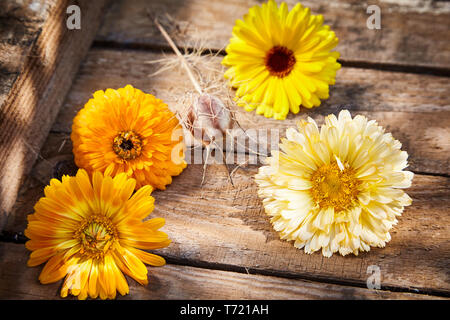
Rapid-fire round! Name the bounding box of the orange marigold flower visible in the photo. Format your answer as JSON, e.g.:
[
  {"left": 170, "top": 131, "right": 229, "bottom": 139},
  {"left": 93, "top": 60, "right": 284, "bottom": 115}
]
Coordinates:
[
  {"left": 71, "top": 85, "right": 186, "bottom": 190},
  {"left": 25, "top": 169, "right": 171, "bottom": 300}
]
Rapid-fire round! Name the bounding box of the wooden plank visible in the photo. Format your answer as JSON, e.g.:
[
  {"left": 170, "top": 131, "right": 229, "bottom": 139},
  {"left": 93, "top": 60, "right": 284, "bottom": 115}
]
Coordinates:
[
  {"left": 0, "top": 0, "right": 109, "bottom": 229},
  {"left": 119, "top": 166, "right": 450, "bottom": 295},
  {"left": 0, "top": 243, "right": 443, "bottom": 299},
  {"left": 4, "top": 147, "right": 450, "bottom": 295},
  {"left": 51, "top": 49, "right": 450, "bottom": 175},
  {"left": 96, "top": 0, "right": 450, "bottom": 70},
  {"left": 0, "top": 0, "right": 53, "bottom": 108},
  {"left": 4, "top": 49, "right": 447, "bottom": 294}
]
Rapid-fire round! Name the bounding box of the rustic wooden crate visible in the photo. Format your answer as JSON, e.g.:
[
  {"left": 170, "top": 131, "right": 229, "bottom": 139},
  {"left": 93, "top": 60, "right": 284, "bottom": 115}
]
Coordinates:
[
  {"left": 0, "top": 0, "right": 449, "bottom": 300},
  {"left": 0, "top": 0, "right": 109, "bottom": 227}
]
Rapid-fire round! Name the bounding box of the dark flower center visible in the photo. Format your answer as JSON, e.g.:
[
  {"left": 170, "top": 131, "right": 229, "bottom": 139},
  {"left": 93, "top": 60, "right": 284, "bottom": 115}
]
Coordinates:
[
  {"left": 113, "top": 130, "right": 142, "bottom": 160},
  {"left": 120, "top": 139, "right": 134, "bottom": 151},
  {"left": 265, "top": 46, "right": 296, "bottom": 78}
]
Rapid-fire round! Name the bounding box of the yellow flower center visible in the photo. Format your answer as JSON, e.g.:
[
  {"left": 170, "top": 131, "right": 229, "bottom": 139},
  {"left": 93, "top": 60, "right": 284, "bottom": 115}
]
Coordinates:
[
  {"left": 265, "top": 46, "right": 296, "bottom": 78},
  {"left": 75, "top": 215, "right": 118, "bottom": 259},
  {"left": 310, "top": 161, "right": 361, "bottom": 212},
  {"left": 113, "top": 130, "right": 142, "bottom": 160}
]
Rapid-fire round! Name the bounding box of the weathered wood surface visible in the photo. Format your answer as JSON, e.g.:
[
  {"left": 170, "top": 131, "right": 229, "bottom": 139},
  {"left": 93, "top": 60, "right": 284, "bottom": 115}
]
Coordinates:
[
  {"left": 0, "top": 0, "right": 53, "bottom": 107},
  {"left": 1, "top": 0, "right": 449, "bottom": 300},
  {"left": 50, "top": 49, "right": 450, "bottom": 175},
  {"left": 153, "top": 166, "right": 449, "bottom": 295},
  {"left": 2, "top": 243, "right": 442, "bottom": 300},
  {"left": 4, "top": 134, "right": 450, "bottom": 295},
  {"left": 6, "top": 49, "right": 446, "bottom": 296},
  {"left": 0, "top": 0, "right": 53, "bottom": 226},
  {"left": 0, "top": 0, "right": 110, "bottom": 229},
  {"left": 96, "top": 0, "right": 450, "bottom": 70}
]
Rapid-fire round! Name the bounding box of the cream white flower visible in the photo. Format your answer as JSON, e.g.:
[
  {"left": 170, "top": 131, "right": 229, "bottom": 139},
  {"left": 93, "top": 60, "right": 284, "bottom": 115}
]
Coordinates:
[{"left": 255, "top": 110, "right": 413, "bottom": 257}]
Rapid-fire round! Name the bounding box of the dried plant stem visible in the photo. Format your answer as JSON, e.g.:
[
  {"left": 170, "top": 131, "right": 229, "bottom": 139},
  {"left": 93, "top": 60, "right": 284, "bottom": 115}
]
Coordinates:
[
  {"left": 211, "top": 140, "right": 234, "bottom": 187},
  {"left": 202, "top": 145, "right": 211, "bottom": 185},
  {"left": 153, "top": 17, "right": 234, "bottom": 188},
  {"left": 154, "top": 18, "right": 203, "bottom": 95},
  {"left": 230, "top": 159, "right": 250, "bottom": 177}
]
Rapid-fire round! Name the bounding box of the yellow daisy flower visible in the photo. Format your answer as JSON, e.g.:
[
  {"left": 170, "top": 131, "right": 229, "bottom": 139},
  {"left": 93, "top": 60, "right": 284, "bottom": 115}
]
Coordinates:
[
  {"left": 25, "top": 169, "right": 171, "bottom": 299},
  {"left": 71, "top": 85, "right": 186, "bottom": 190},
  {"left": 222, "top": 0, "right": 341, "bottom": 120},
  {"left": 255, "top": 110, "right": 414, "bottom": 257}
]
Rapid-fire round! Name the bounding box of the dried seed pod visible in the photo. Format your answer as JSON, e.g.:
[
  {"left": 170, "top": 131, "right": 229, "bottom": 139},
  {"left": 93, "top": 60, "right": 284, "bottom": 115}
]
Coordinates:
[
  {"left": 185, "top": 93, "right": 234, "bottom": 146},
  {"left": 153, "top": 18, "right": 235, "bottom": 186}
]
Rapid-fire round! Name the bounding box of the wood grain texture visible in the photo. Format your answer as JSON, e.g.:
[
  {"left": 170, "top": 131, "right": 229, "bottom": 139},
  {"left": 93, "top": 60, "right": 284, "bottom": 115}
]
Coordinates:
[
  {"left": 0, "top": 0, "right": 54, "bottom": 107},
  {"left": 2, "top": 0, "right": 448, "bottom": 300},
  {"left": 4, "top": 142, "right": 450, "bottom": 296},
  {"left": 114, "top": 165, "right": 450, "bottom": 295},
  {"left": 96, "top": 0, "right": 450, "bottom": 70},
  {"left": 0, "top": 0, "right": 109, "bottom": 228},
  {"left": 50, "top": 49, "right": 450, "bottom": 175},
  {"left": 0, "top": 242, "right": 443, "bottom": 300}
]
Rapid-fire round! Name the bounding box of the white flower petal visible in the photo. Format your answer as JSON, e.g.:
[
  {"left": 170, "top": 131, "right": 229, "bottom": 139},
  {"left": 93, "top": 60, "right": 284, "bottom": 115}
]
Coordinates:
[{"left": 255, "top": 110, "right": 413, "bottom": 257}]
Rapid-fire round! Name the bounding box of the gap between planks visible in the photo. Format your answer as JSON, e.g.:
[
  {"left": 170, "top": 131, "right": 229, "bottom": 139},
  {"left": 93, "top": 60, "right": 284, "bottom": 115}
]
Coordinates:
[
  {"left": 4, "top": 0, "right": 448, "bottom": 295},
  {"left": 161, "top": 253, "right": 450, "bottom": 298},
  {"left": 0, "top": 242, "right": 445, "bottom": 300},
  {"left": 95, "top": 0, "right": 450, "bottom": 71},
  {"left": 2, "top": 47, "right": 448, "bottom": 296},
  {"left": 49, "top": 49, "right": 450, "bottom": 176},
  {"left": 4, "top": 155, "right": 450, "bottom": 297},
  {"left": 91, "top": 40, "right": 450, "bottom": 78},
  {"left": 0, "top": 237, "right": 448, "bottom": 299}
]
